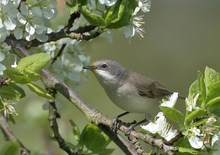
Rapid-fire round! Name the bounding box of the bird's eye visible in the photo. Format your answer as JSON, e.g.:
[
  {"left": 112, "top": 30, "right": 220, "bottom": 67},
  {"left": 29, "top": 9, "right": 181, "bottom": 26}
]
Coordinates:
[{"left": 101, "top": 64, "right": 108, "bottom": 69}]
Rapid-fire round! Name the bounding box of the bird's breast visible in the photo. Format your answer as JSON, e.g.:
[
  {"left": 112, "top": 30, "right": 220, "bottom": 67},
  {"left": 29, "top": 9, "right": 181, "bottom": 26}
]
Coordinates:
[{"left": 104, "top": 83, "right": 160, "bottom": 114}]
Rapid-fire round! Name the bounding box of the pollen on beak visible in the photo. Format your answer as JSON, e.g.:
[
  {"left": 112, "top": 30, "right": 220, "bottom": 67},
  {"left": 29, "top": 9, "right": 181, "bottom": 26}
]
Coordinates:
[{"left": 83, "top": 65, "right": 96, "bottom": 71}]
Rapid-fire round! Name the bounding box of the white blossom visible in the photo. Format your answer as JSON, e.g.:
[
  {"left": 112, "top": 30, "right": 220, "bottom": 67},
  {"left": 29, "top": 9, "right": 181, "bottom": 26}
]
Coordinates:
[
  {"left": 188, "top": 136, "right": 203, "bottom": 149},
  {"left": 124, "top": 15, "right": 145, "bottom": 38},
  {"left": 11, "top": 57, "right": 17, "bottom": 68},
  {"left": 135, "top": 0, "right": 151, "bottom": 13},
  {"left": 161, "top": 92, "right": 178, "bottom": 108},
  {"left": 98, "top": 0, "right": 117, "bottom": 6},
  {"left": 1, "top": 100, "right": 18, "bottom": 117},
  {"left": 186, "top": 93, "right": 200, "bottom": 111},
  {"left": 0, "top": 52, "right": 6, "bottom": 75},
  {"left": 183, "top": 127, "right": 203, "bottom": 149},
  {"left": 141, "top": 112, "right": 178, "bottom": 141}
]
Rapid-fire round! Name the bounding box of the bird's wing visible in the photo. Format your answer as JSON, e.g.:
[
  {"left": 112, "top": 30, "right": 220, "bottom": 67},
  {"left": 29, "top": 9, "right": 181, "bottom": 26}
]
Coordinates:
[{"left": 128, "top": 71, "right": 171, "bottom": 98}]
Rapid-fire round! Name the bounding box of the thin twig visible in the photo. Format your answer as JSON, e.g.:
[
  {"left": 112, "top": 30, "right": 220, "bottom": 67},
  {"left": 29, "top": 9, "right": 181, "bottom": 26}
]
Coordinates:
[
  {"left": 47, "top": 88, "right": 75, "bottom": 155},
  {"left": 51, "top": 44, "right": 66, "bottom": 65},
  {"left": 0, "top": 115, "right": 30, "bottom": 155}
]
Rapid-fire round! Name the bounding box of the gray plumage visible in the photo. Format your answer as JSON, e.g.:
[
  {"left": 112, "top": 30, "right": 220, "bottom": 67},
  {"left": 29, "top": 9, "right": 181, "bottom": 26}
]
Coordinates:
[{"left": 83, "top": 59, "right": 174, "bottom": 113}]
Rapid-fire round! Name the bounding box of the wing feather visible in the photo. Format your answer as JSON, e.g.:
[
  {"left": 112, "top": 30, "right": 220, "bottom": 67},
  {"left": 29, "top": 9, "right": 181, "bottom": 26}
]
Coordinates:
[{"left": 126, "top": 71, "right": 171, "bottom": 98}]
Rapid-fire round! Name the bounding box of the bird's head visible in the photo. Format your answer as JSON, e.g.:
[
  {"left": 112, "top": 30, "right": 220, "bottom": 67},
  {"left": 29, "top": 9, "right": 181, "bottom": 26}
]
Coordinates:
[{"left": 83, "top": 59, "right": 127, "bottom": 85}]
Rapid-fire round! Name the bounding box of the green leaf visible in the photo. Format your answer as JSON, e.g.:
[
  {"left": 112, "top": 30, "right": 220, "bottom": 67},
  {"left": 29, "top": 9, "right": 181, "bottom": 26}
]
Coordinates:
[
  {"left": 197, "top": 71, "right": 206, "bottom": 101},
  {"left": 0, "top": 142, "right": 19, "bottom": 155},
  {"left": 10, "top": 83, "right": 26, "bottom": 98},
  {"left": 160, "top": 106, "right": 184, "bottom": 125},
  {"left": 185, "top": 109, "right": 206, "bottom": 125},
  {"left": 23, "top": 69, "right": 40, "bottom": 81},
  {"left": 26, "top": 83, "right": 54, "bottom": 100},
  {"left": 188, "top": 80, "right": 198, "bottom": 99},
  {"left": 80, "top": 0, "right": 105, "bottom": 26},
  {"left": 106, "top": 0, "right": 136, "bottom": 29},
  {"left": 66, "top": 0, "right": 79, "bottom": 14},
  {"left": 79, "top": 123, "right": 111, "bottom": 153},
  {"left": 0, "top": 84, "right": 25, "bottom": 100},
  {"left": 190, "top": 118, "right": 207, "bottom": 127},
  {"left": 204, "top": 66, "right": 220, "bottom": 89},
  {"left": 178, "top": 147, "right": 198, "bottom": 155},
  {"left": 69, "top": 120, "right": 81, "bottom": 142},
  {"left": 4, "top": 68, "right": 31, "bottom": 84},
  {"left": 206, "top": 81, "right": 220, "bottom": 109},
  {"left": 104, "top": 0, "right": 123, "bottom": 25},
  {"left": 8, "top": 115, "right": 16, "bottom": 124},
  {"left": 17, "top": 53, "right": 51, "bottom": 73}
]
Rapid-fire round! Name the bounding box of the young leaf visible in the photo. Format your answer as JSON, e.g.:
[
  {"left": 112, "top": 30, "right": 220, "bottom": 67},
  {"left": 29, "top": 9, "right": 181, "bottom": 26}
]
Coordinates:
[
  {"left": 10, "top": 83, "right": 26, "bottom": 98},
  {"left": 80, "top": 0, "right": 105, "bottom": 26},
  {"left": 69, "top": 120, "right": 81, "bottom": 142},
  {"left": 206, "top": 81, "right": 220, "bottom": 109},
  {"left": 17, "top": 53, "right": 51, "bottom": 73},
  {"left": 188, "top": 80, "right": 199, "bottom": 99},
  {"left": 185, "top": 109, "right": 206, "bottom": 126},
  {"left": 197, "top": 71, "right": 206, "bottom": 102},
  {"left": 104, "top": 0, "right": 122, "bottom": 25},
  {"left": 0, "top": 84, "right": 25, "bottom": 100},
  {"left": 0, "top": 142, "right": 19, "bottom": 155},
  {"left": 8, "top": 115, "right": 16, "bottom": 124},
  {"left": 160, "top": 106, "right": 184, "bottom": 125},
  {"left": 23, "top": 69, "right": 40, "bottom": 81},
  {"left": 26, "top": 83, "right": 54, "bottom": 100},
  {"left": 204, "top": 67, "right": 220, "bottom": 89},
  {"left": 178, "top": 147, "right": 198, "bottom": 155},
  {"left": 4, "top": 68, "right": 31, "bottom": 84},
  {"left": 66, "top": 0, "right": 79, "bottom": 14},
  {"left": 106, "top": 0, "right": 136, "bottom": 29},
  {"left": 79, "top": 123, "right": 111, "bottom": 153}
]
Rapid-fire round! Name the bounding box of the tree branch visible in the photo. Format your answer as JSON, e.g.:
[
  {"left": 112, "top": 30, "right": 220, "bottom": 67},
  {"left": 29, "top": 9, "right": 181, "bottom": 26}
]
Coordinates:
[
  {"left": 0, "top": 115, "right": 30, "bottom": 155},
  {"left": 6, "top": 37, "right": 178, "bottom": 155},
  {"left": 47, "top": 88, "right": 75, "bottom": 155}
]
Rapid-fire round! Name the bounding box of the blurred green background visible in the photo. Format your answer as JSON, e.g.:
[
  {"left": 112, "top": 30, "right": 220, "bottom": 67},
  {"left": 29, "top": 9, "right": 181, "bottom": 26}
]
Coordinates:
[{"left": 1, "top": 0, "right": 220, "bottom": 154}]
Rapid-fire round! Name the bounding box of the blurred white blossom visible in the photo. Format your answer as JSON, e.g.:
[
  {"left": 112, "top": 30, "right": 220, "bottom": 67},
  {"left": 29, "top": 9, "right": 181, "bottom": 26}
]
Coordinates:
[
  {"left": 183, "top": 127, "right": 203, "bottom": 149},
  {"left": 161, "top": 92, "right": 178, "bottom": 108},
  {"left": 186, "top": 93, "right": 200, "bottom": 111},
  {"left": 11, "top": 57, "right": 17, "bottom": 68},
  {"left": 141, "top": 112, "right": 178, "bottom": 141},
  {"left": 98, "top": 0, "right": 117, "bottom": 6},
  {"left": 0, "top": 0, "right": 56, "bottom": 42},
  {"left": 0, "top": 52, "right": 6, "bottom": 75},
  {"left": 70, "top": 15, "right": 90, "bottom": 31},
  {"left": 38, "top": 39, "right": 90, "bottom": 89},
  {"left": 135, "top": 0, "right": 151, "bottom": 13},
  {"left": 1, "top": 100, "right": 18, "bottom": 117},
  {"left": 124, "top": 15, "right": 145, "bottom": 38},
  {"left": 123, "top": 0, "right": 151, "bottom": 38},
  {"left": 183, "top": 117, "right": 219, "bottom": 149}
]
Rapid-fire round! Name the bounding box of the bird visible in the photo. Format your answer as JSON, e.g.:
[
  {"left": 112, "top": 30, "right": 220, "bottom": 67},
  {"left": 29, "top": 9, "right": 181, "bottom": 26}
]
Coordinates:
[
  {"left": 83, "top": 59, "right": 175, "bottom": 112},
  {"left": 83, "top": 59, "right": 182, "bottom": 132}
]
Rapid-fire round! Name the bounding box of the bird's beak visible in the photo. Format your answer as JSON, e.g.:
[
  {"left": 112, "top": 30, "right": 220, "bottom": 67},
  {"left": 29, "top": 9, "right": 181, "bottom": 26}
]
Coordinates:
[{"left": 83, "top": 65, "right": 96, "bottom": 71}]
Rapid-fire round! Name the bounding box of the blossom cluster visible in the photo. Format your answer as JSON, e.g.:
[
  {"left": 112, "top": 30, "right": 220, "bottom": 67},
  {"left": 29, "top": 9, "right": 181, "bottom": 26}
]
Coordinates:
[
  {"left": 39, "top": 39, "right": 90, "bottom": 90},
  {"left": 183, "top": 94, "right": 219, "bottom": 149},
  {"left": 0, "top": 0, "right": 56, "bottom": 42},
  {"left": 72, "top": 0, "right": 151, "bottom": 39},
  {"left": 141, "top": 92, "right": 220, "bottom": 151}
]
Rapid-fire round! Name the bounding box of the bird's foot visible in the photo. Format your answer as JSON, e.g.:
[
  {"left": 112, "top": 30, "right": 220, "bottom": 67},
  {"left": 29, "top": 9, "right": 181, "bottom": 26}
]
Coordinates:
[
  {"left": 111, "top": 118, "right": 137, "bottom": 133},
  {"left": 111, "top": 118, "right": 123, "bottom": 133},
  {"left": 125, "top": 120, "right": 137, "bottom": 137}
]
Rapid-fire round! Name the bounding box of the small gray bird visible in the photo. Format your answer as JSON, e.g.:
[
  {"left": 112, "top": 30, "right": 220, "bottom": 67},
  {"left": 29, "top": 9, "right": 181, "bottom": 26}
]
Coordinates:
[{"left": 83, "top": 59, "right": 174, "bottom": 116}]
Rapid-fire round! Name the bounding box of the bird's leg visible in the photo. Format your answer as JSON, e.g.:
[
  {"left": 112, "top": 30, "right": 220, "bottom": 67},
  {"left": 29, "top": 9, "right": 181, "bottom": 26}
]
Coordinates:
[
  {"left": 111, "top": 111, "right": 130, "bottom": 132},
  {"left": 125, "top": 119, "right": 147, "bottom": 137}
]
